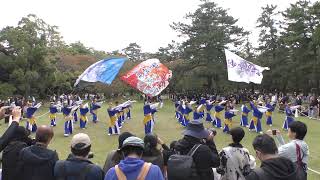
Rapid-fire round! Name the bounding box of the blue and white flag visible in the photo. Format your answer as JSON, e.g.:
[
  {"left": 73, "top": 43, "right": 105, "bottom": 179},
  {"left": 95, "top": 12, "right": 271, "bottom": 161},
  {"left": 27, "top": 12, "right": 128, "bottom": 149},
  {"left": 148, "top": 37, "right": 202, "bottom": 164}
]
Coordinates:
[
  {"left": 74, "top": 57, "right": 127, "bottom": 87},
  {"left": 225, "top": 49, "right": 269, "bottom": 84}
]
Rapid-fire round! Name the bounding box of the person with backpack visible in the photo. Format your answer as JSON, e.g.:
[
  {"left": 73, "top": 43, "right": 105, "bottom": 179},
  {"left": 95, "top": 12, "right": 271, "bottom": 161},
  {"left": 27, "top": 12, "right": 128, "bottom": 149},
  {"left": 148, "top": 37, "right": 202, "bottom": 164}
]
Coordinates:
[
  {"left": 246, "top": 134, "right": 302, "bottom": 180},
  {"left": 168, "top": 120, "right": 220, "bottom": 180},
  {"left": 54, "top": 133, "right": 104, "bottom": 180},
  {"left": 217, "top": 127, "right": 255, "bottom": 180},
  {"left": 105, "top": 136, "right": 164, "bottom": 180},
  {"left": 267, "top": 121, "right": 309, "bottom": 179},
  {"left": 17, "top": 125, "right": 58, "bottom": 180}
]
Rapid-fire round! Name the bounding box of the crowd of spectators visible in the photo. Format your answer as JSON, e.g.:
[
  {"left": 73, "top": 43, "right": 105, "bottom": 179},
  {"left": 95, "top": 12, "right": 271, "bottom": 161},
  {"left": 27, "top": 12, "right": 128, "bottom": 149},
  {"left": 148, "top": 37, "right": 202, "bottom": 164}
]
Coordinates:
[{"left": 0, "top": 102, "right": 309, "bottom": 180}]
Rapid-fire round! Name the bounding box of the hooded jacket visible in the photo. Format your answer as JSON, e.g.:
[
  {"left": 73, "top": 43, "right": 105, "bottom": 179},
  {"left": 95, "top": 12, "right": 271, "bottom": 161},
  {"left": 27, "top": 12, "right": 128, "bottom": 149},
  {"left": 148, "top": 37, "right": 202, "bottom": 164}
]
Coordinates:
[
  {"left": 105, "top": 157, "right": 164, "bottom": 180},
  {"left": 246, "top": 157, "right": 299, "bottom": 180},
  {"left": 17, "top": 144, "right": 59, "bottom": 180},
  {"left": 174, "top": 135, "right": 220, "bottom": 180}
]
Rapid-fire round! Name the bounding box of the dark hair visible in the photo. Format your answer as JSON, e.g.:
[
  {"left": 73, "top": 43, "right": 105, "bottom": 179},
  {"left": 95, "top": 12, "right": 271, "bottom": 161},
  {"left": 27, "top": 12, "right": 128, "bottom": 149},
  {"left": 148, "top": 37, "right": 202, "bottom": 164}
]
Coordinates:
[
  {"left": 71, "top": 145, "right": 91, "bottom": 157},
  {"left": 252, "top": 134, "right": 278, "bottom": 154},
  {"left": 143, "top": 134, "right": 161, "bottom": 156},
  {"left": 170, "top": 141, "right": 177, "bottom": 150},
  {"left": 289, "top": 121, "right": 307, "bottom": 140},
  {"left": 118, "top": 132, "right": 134, "bottom": 149},
  {"left": 230, "top": 127, "right": 245, "bottom": 143},
  {"left": 122, "top": 146, "right": 144, "bottom": 157}
]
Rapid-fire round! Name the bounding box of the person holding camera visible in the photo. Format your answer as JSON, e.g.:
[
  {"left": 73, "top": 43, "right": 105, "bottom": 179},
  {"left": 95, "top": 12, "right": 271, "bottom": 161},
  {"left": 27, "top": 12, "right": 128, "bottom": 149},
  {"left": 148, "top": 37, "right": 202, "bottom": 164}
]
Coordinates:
[
  {"left": 266, "top": 121, "right": 309, "bottom": 180},
  {"left": 54, "top": 133, "right": 104, "bottom": 180},
  {"left": 0, "top": 106, "right": 21, "bottom": 151}
]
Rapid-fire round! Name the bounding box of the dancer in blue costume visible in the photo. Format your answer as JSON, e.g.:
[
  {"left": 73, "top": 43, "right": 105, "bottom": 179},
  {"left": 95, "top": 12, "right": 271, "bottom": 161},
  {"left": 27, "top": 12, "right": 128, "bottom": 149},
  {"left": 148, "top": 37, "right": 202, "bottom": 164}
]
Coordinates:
[
  {"left": 91, "top": 99, "right": 102, "bottom": 123},
  {"left": 79, "top": 103, "right": 89, "bottom": 129},
  {"left": 26, "top": 102, "right": 41, "bottom": 132},
  {"left": 265, "top": 100, "right": 275, "bottom": 126},
  {"left": 62, "top": 103, "right": 74, "bottom": 137},
  {"left": 205, "top": 99, "right": 214, "bottom": 122},
  {"left": 181, "top": 100, "right": 193, "bottom": 126},
  {"left": 49, "top": 102, "right": 58, "bottom": 127},
  {"left": 223, "top": 108, "right": 237, "bottom": 133},
  {"left": 240, "top": 104, "right": 250, "bottom": 127},
  {"left": 248, "top": 101, "right": 263, "bottom": 133},
  {"left": 213, "top": 100, "right": 226, "bottom": 128},
  {"left": 107, "top": 103, "right": 120, "bottom": 135},
  {"left": 283, "top": 103, "right": 295, "bottom": 130}
]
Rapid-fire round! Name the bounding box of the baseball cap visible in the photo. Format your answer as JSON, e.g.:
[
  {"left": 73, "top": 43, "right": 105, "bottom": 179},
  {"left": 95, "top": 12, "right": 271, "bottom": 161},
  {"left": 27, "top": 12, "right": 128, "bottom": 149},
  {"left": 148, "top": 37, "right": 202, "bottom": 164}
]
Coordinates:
[
  {"left": 71, "top": 133, "right": 91, "bottom": 150},
  {"left": 121, "top": 136, "right": 144, "bottom": 150}
]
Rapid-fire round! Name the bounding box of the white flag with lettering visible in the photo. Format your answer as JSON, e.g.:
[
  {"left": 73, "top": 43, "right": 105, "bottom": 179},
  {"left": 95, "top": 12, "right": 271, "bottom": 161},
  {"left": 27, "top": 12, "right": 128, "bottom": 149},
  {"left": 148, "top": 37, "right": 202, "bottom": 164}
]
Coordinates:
[{"left": 225, "top": 49, "right": 269, "bottom": 84}]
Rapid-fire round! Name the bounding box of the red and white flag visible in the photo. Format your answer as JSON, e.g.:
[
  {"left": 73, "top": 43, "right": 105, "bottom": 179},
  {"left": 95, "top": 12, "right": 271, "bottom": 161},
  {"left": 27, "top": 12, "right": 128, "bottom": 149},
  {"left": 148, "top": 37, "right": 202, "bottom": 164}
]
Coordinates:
[{"left": 121, "top": 59, "right": 172, "bottom": 97}]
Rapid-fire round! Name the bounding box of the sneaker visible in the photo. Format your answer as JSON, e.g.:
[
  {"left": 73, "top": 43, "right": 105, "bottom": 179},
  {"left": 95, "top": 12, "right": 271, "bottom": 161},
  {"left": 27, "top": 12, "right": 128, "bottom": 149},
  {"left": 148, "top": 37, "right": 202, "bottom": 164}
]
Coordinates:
[{"left": 64, "top": 134, "right": 69, "bottom": 137}]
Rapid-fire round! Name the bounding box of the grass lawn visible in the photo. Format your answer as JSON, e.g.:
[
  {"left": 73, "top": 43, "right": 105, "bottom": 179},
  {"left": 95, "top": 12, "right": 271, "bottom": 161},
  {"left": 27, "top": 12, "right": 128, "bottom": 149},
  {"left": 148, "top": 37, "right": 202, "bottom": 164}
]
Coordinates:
[{"left": 1, "top": 100, "right": 320, "bottom": 179}]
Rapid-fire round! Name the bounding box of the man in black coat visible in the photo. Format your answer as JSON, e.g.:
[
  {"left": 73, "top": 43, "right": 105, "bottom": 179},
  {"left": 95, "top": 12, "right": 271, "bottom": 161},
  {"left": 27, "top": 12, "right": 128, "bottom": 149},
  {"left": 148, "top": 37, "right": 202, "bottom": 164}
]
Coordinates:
[
  {"left": 2, "top": 126, "right": 34, "bottom": 180},
  {"left": 17, "top": 125, "right": 59, "bottom": 180},
  {"left": 246, "top": 134, "right": 301, "bottom": 180},
  {"left": 173, "top": 121, "right": 220, "bottom": 180}
]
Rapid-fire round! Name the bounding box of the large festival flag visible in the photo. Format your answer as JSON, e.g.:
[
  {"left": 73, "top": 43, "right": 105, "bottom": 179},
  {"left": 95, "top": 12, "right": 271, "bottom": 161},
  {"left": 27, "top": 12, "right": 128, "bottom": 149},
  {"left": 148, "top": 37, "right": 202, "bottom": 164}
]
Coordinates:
[
  {"left": 74, "top": 57, "right": 127, "bottom": 87},
  {"left": 225, "top": 49, "right": 269, "bottom": 84},
  {"left": 121, "top": 59, "right": 172, "bottom": 97}
]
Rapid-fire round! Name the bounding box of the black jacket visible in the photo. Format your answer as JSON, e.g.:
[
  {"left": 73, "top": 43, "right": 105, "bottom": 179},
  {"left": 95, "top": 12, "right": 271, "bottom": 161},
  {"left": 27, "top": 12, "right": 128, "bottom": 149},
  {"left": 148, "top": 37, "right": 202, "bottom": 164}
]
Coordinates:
[
  {"left": 174, "top": 136, "right": 220, "bottom": 180},
  {"left": 2, "top": 139, "right": 32, "bottom": 180},
  {"left": 54, "top": 155, "right": 105, "bottom": 180},
  {"left": 246, "top": 157, "right": 299, "bottom": 180},
  {"left": 17, "top": 143, "right": 59, "bottom": 180},
  {"left": 0, "top": 121, "right": 19, "bottom": 152}
]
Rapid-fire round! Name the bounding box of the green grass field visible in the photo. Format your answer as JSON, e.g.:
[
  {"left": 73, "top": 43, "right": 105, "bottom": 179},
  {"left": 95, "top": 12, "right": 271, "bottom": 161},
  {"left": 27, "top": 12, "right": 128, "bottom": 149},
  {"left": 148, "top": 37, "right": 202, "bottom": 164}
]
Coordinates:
[{"left": 1, "top": 100, "right": 320, "bottom": 179}]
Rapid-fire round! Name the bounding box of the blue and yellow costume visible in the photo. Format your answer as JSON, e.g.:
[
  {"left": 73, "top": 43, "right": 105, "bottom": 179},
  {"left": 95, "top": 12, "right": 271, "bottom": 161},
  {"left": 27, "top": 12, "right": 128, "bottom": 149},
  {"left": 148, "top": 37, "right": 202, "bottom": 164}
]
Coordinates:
[
  {"left": 205, "top": 102, "right": 214, "bottom": 122},
  {"left": 123, "top": 105, "right": 131, "bottom": 120},
  {"left": 223, "top": 111, "right": 236, "bottom": 133},
  {"left": 91, "top": 102, "right": 101, "bottom": 123},
  {"left": 79, "top": 105, "right": 89, "bottom": 129},
  {"left": 283, "top": 106, "right": 294, "bottom": 130},
  {"left": 198, "top": 98, "right": 206, "bottom": 119},
  {"left": 49, "top": 104, "right": 58, "bottom": 127},
  {"left": 248, "top": 102, "right": 263, "bottom": 133},
  {"left": 143, "top": 104, "right": 153, "bottom": 134},
  {"left": 26, "top": 106, "right": 38, "bottom": 132},
  {"left": 73, "top": 106, "right": 78, "bottom": 123},
  {"left": 174, "top": 101, "right": 181, "bottom": 120},
  {"left": 240, "top": 104, "right": 250, "bottom": 127},
  {"left": 213, "top": 105, "right": 224, "bottom": 128},
  {"left": 108, "top": 108, "right": 120, "bottom": 135},
  {"left": 182, "top": 105, "right": 193, "bottom": 127},
  {"left": 62, "top": 106, "right": 73, "bottom": 137},
  {"left": 266, "top": 103, "right": 274, "bottom": 126}
]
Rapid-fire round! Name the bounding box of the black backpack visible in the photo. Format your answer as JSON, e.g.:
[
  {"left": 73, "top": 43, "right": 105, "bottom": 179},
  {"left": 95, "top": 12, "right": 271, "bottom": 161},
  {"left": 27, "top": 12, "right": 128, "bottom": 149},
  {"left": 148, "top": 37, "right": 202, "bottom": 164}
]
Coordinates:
[
  {"left": 167, "top": 144, "right": 201, "bottom": 180},
  {"left": 55, "top": 161, "right": 95, "bottom": 180}
]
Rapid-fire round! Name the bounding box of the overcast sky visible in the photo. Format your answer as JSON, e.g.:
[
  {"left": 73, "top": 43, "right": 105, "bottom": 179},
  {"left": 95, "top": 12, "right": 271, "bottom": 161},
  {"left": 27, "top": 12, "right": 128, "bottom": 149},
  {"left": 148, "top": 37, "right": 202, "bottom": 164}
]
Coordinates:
[{"left": 0, "top": 0, "right": 315, "bottom": 52}]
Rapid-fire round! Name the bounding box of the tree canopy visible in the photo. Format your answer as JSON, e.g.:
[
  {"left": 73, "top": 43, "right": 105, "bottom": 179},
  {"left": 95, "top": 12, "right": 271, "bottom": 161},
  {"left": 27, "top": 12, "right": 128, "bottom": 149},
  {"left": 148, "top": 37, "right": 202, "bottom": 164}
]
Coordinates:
[{"left": 1, "top": 0, "right": 320, "bottom": 98}]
